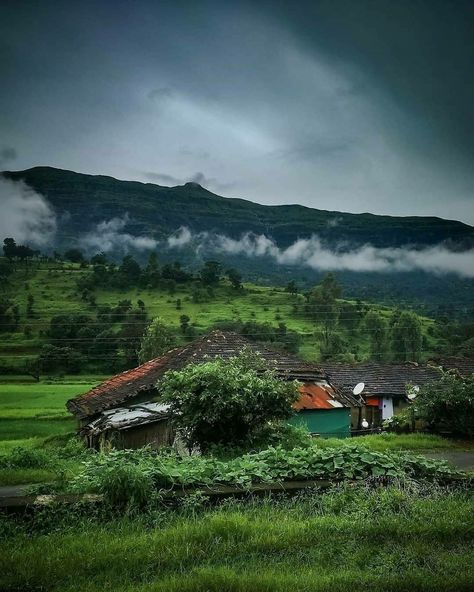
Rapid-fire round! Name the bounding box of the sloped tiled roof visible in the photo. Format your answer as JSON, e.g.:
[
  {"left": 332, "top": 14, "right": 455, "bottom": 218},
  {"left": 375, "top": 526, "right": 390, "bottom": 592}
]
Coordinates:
[
  {"left": 67, "top": 330, "right": 329, "bottom": 418},
  {"left": 428, "top": 357, "right": 474, "bottom": 377},
  {"left": 322, "top": 362, "right": 441, "bottom": 399}
]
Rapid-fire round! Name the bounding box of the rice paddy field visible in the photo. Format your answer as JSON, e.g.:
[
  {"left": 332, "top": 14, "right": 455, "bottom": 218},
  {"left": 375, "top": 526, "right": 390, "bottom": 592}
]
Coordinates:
[{"left": 0, "top": 378, "right": 102, "bottom": 484}]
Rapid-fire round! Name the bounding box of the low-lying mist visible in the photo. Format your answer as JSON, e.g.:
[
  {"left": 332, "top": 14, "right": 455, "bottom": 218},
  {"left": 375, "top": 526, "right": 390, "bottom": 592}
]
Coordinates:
[{"left": 166, "top": 226, "right": 474, "bottom": 278}]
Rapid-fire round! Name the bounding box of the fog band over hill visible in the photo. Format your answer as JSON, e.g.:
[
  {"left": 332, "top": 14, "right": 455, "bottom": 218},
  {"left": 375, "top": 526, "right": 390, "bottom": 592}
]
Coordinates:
[
  {"left": 80, "top": 214, "right": 158, "bottom": 253},
  {"left": 167, "top": 226, "right": 474, "bottom": 278},
  {"left": 0, "top": 178, "right": 57, "bottom": 245}
]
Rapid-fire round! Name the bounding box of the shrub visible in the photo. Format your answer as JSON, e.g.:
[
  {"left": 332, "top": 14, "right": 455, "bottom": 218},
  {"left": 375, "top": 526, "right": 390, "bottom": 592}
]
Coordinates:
[
  {"left": 0, "top": 447, "right": 52, "bottom": 469},
  {"left": 160, "top": 350, "right": 299, "bottom": 450},
  {"left": 415, "top": 371, "right": 474, "bottom": 437},
  {"left": 71, "top": 443, "right": 463, "bottom": 503},
  {"left": 97, "top": 464, "right": 153, "bottom": 507}
]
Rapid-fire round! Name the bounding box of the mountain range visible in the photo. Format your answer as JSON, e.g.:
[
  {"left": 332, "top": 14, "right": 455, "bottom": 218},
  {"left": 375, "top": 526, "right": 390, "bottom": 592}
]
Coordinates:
[{"left": 3, "top": 166, "right": 474, "bottom": 311}]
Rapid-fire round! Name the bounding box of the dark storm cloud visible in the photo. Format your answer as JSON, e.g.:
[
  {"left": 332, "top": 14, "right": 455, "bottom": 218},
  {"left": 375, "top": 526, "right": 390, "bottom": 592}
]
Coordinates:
[{"left": 0, "top": 0, "right": 472, "bottom": 222}]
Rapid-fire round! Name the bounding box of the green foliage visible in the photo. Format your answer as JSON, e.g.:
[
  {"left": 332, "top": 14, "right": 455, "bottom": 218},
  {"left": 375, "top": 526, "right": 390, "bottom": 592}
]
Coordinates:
[
  {"left": 138, "top": 317, "right": 176, "bottom": 363},
  {"left": 97, "top": 463, "right": 154, "bottom": 507},
  {"left": 160, "top": 351, "right": 299, "bottom": 449},
  {"left": 37, "top": 344, "right": 85, "bottom": 374},
  {"left": 0, "top": 446, "right": 52, "bottom": 469},
  {"left": 364, "top": 310, "right": 388, "bottom": 360},
  {"left": 225, "top": 268, "right": 242, "bottom": 290},
  {"left": 382, "top": 408, "right": 413, "bottom": 433},
  {"left": 415, "top": 371, "right": 474, "bottom": 437},
  {"left": 391, "top": 310, "right": 423, "bottom": 361},
  {"left": 306, "top": 273, "right": 342, "bottom": 345},
  {"left": 199, "top": 260, "right": 222, "bottom": 286},
  {"left": 64, "top": 248, "right": 85, "bottom": 263},
  {"left": 72, "top": 443, "right": 462, "bottom": 498}
]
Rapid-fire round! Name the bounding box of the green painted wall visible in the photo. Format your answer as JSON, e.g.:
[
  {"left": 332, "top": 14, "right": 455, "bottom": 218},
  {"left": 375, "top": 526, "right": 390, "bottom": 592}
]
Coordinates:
[{"left": 288, "top": 409, "right": 351, "bottom": 438}]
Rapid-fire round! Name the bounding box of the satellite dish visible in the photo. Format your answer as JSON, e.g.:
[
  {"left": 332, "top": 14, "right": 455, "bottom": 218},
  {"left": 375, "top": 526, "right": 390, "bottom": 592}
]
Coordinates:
[
  {"left": 361, "top": 419, "right": 369, "bottom": 429},
  {"left": 353, "top": 382, "right": 365, "bottom": 396}
]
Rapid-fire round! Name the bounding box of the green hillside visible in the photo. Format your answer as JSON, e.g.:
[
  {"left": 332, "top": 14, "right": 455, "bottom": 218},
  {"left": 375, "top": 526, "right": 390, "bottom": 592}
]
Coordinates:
[{"left": 0, "top": 259, "right": 444, "bottom": 376}]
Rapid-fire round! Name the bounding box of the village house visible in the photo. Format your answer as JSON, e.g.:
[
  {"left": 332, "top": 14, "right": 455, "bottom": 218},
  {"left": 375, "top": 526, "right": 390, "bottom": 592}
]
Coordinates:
[
  {"left": 322, "top": 361, "right": 442, "bottom": 428},
  {"left": 67, "top": 330, "right": 360, "bottom": 448}
]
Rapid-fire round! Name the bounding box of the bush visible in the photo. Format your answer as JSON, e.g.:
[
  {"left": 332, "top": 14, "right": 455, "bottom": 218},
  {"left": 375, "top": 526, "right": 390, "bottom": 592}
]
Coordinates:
[
  {"left": 160, "top": 350, "right": 299, "bottom": 450},
  {"left": 97, "top": 464, "right": 154, "bottom": 508},
  {"left": 0, "top": 447, "right": 52, "bottom": 469},
  {"left": 415, "top": 371, "right": 474, "bottom": 437},
  {"left": 71, "top": 443, "right": 464, "bottom": 503}
]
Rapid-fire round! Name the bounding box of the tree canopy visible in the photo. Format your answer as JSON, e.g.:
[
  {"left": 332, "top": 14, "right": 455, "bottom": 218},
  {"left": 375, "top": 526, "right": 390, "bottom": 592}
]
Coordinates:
[
  {"left": 160, "top": 351, "right": 299, "bottom": 450},
  {"left": 138, "top": 317, "right": 176, "bottom": 363}
]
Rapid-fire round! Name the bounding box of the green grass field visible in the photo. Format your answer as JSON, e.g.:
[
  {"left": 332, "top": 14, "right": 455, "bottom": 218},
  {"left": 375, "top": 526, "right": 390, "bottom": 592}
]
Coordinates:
[
  {"left": 2, "top": 486, "right": 473, "bottom": 591},
  {"left": 0, "top": 379, "right": 101, "bottom": 484}
]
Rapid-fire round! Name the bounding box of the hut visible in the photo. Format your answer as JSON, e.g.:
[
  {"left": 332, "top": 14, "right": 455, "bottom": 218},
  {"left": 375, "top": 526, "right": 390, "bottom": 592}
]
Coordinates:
[
  {"left": 322, "top": 362, "right": 441, "bottom": 428},
  {"left": 67, "top": 330, "right": 359, "bottom": 448}
]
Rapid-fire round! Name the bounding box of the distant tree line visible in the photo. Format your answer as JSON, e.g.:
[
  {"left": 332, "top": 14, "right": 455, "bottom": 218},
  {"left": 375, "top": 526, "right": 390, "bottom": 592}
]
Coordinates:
[{"left": 291, "top": 273, "right": 428, "bottom": 362}]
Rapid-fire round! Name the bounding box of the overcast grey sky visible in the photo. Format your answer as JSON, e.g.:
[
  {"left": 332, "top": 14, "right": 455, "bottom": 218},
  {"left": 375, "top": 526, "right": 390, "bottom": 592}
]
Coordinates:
[{"left": 1, "top": 0, "right": 473, "bottom": 223}]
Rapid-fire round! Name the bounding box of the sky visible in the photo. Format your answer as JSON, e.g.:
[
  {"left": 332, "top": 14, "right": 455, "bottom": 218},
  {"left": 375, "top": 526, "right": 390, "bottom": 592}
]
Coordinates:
[{"left": 1, "top": 0, "right": 473, "bottom": 224}]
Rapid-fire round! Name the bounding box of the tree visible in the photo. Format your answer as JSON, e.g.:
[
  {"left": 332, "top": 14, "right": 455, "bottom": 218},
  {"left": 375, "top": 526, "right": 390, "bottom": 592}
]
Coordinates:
[
  {"left": 200, "top": 260, "right": 221, "bottom": 286},
  {"left": 415, "top": 371, "right": 474, "bottom": 437},
  {"left": 143, "top": 252, "right": 161, "bottom": 288},
  {"left": 225, "top": 268, "right": 242, "bottom": 290},
  {"left": 285, "top": 280, "right": 298, "bottom": 296},
  {"left": 364, "top": 310, "right": 388, "bottom": 360},
  {"left": 64, "top": 248, "right": 85, "bottom": 263},
  {"left": 306, "top": 273, "right": 342, "bottom": 346},
  {"left": 138, "top": 317, "right": 176, "bottom": 363},
  {"left": 0, "top": 259, "right": 13, "bottom": 287},
  {"left": 3, "top": 238, "right": 16, "bottom": 261},
  {"left": 179, "top": 314, "right": 190, "bottom": 334},
  {"left": 160, "top": 351, "right": 299, "bottom": 450},
  {"left": 391, "top": 311, "right": 423, "bottom": 361},
  {"left": 26, "top": 293, "right": 35, "bottom": 318},
  {"left": 320, "top": 333, "right": 350, "bottom": 361},
  {"left": 162, "top": 261, "right": 191, "bottom": 283},
  {"left": 118, "top": 255, "right": 141, "bottom": 286},
  {"left": 15, "top": 244, "right": 35, "bottom": 264}
]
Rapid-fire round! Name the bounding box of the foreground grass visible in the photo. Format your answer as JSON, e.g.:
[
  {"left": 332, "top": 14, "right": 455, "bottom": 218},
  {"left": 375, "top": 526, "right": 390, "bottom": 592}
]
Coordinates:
[{"left": 1, "top": 485, "right": 473, "bottom": 591}]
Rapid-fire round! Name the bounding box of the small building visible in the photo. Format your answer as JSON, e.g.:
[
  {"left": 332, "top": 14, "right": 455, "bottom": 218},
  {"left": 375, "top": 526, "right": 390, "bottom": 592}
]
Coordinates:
[
  {"left": 67, "top": 330, "right": 359, "bottom": 448},
  {"left": 80, "top": 402, "right": 173, "bottom": 450},
  {"left": 322, "top": 362, "right": 441, "bottom": 428},
  {"left": 289, "top": 382, "right": 353, "bottom": 438}
]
